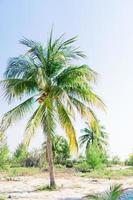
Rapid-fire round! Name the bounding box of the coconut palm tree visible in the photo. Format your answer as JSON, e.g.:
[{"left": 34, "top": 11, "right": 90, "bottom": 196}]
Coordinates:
[
  {"left": 80, "top": 122, "right": 108, "bottom": 152},
  {"left": 85, "top": 184, "right": 123, "bottom": 200},
  {"left": 0, "top": 31, "right": 105, "bottom": 187}
]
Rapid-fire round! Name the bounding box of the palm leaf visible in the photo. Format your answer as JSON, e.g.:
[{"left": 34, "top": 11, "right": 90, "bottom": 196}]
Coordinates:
[
  {"left": 57, "top": 100, "right": 78, "bottom": 156},
  {"left": 20, "top": 38, "right": 46, "bottom": 67},
  {"left": 69, "top": 96, "right": 98, "bottom": 124},
  {"left": 5, "top": 55, "right": 37, "bottom": 79},
  {"left": 104, "top": 184, "right": 123, "bottom": 200},
  {"left": 56, "top": 65, "right": 97, "bottom": 85},
  {"left": 0, "top": 79, "right": 37, "bottom": 103},
  {"left": 23, "top": 104, "right": 45, "bottom": 146},
  {"left": 0, "top": 96, "right": 35, "bottom": 131},
  {"left": 85, "top": 184, "right": 123, "bottom": 200},
  {"left": 42, "top": 97, "right": 56, "bottom": 136}
]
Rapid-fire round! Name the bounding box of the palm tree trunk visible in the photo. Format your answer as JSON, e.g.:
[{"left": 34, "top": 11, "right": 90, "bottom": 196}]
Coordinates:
[{"left": 46, "top": 134, "right": 56, "bottom": 188}]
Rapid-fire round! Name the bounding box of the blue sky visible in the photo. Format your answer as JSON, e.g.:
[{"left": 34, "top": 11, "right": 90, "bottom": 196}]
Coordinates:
[{"left": 0, "top": 0, "right": 133, "bottom": 159}]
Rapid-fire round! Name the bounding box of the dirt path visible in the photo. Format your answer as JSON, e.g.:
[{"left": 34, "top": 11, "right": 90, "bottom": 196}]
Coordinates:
[{"left": 0, "top": 175, "right": 133, "bottom": 200}]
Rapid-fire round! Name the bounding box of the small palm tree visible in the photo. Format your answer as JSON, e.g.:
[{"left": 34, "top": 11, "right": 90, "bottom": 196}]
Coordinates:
[
  {"left": 86, "top": 184, "right": 123, "bottom": 200},
  {"left": 80, "top": 122, "right": 107, "bottom": 152},
  {"left": 0, "top": 31, "right": 105, "bottom": 187}
]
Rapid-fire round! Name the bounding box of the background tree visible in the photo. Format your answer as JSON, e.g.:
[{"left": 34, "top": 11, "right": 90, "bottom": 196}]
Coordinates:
[
  {"left": 43, "top": 135, "right": 70, "bottom": 165},
  {"left": 12, "top": 143, "right": 29, "bottom": 167},
  {"left": 80, "top": 122, "right": 108, "bottom": 153},
  {"left": 86, "top": 141, "right": 108, "bottom": 169},
  {"left": 50, "top": 135, "right": 70, "bottom": 165},
  {"left": 0, "top": 31, "right": 105, "bottom": 187},
  {"left": 0, "top": 132, "right": 9, "bottom": 169}
]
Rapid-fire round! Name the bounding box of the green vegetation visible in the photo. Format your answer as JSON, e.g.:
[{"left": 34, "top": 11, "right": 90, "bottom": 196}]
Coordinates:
[
  {"left": 0, "top": 31, "right": 105, "bottom": 187},
  {"left": 44, "top": 135, "right": 70, "bottom": 165},
  {"left": 6, "top": 167, "right": 41, "bottom": 177},
  {"left": 0, "top": 165, "right": 132, "bottom": 180},
  {"left": 74, "top": 161, "right": 91, "bottom": 172},
  {"left": 111, "top": 156, "right": 121, "bottom": 165},
  {"left": 12, "top": 143, "right": 29, "bottom": 167},
  {"left": 86, "top": 142, "right": 108, "bottom": 169},
  {"left": 0, "top": 197, "right": 7, "bottom": 200},
  {"left": 36, "top": 184, "right": 58, "bottom": 191},
  {"left": 125, "top": 153, "right": 133, "bottom": 166},
  {"left": 79, "top": 122, "right": 108, "bottom": 169},
  {"left": 85, "top": 184, "right": 122, "bottom": 200},
  {"left": 0, "top": 145, "right": 9, "bottom": 169},
  {"left": 80, "top": 122, "right": 108, "bottom": 153},
  {"left": 79, "top": 166, "right": 133, "bottom": 179},
  {"left": 0, "top": 133, "right": 9, "bottom": 169}
]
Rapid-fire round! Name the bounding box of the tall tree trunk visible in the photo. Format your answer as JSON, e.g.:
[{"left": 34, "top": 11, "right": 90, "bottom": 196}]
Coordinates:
[{"left": 46, "top": 134, "right": 56, "bottom": 188}]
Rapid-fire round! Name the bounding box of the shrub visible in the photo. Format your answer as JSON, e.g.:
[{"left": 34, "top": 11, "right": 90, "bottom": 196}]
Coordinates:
[
  {"left": 111, "top": 156, "right": 121, "bottom": 165},
  {"left": 126, "top": 153, "right": 133, "bottom": 166},
  {"left": 65, "top": 159, "right": 73, "bottom": 168},
  {"left": 0, "top": 133, "right": 9, "bottom": 169},
  {"left": 12, "top": 144, "right": 29, "bottom": 167},
  {"left": 0, "top": 144, "right": 9, "bottom": 169},
  {"left": 74, "top": 161, "right": 91, "bottom": 172},
  {"left": 24, "top": 149, "right": 45, "bottom": 167},
  {"left": 86, "top": 142, "right": 108, "bottom": 169},
  {"left": 52, "top": 135, "right": 70, "bottom": 165}
]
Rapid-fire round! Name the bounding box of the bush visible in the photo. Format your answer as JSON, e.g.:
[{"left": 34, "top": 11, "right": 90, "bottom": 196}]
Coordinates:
[
  {"left": 24, "top": 149, "right": 45, "bottom": 167},
  {"left": 111, "top": 156, "right": 121, "bottom": 165},
  {"left": 86, "top": 143, "right": 108, "bottom": 169},
  {"left": 126, "top": 153, "right": 133, "bottom": 166},
  {"left": 12, "top": 144, "right": 29, "bottom": 167},
  {"left": 0, "top": 133, "right": 9, "bottom": 169},
  {"left": 65, "top": 159, "right": 73, "bottom": 168},
  {"left": 0, "top": 144, "right": 9, "bottom": 169},
  {"left": 52, "top": 135, "right": 70, "bottom": 165},
  {"left": 74, "top": 161, "right": 91, "bottom": 173}
]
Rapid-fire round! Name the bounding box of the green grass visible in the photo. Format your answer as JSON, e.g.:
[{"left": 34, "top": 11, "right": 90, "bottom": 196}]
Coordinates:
[
  {"left": 0, "top": 167, "right": 41, "bottom": 177},
  {"left": 0, "top": 197, "right": 7, "bottom": 200},
  {"left": 0, "top": 166, "right": 133, "bottom": 180},
  {"left": 36, "top": 184, "right": 57, "bottom": 191},
  {"left": 78, "top": 167, "right": 133, "bottom": 179}
]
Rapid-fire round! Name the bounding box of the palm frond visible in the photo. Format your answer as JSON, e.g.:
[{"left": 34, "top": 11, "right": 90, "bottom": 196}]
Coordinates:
[
  {"left": 69, "top": 96, "right": 98, "bottom": 124},
  {"left": 104, "top": 184, "right": 123, "bottom": 200},
  {"left": 0, "top": 96, "right": 35, "bottom": 131},
  {"left": 62, "top": 46, "right": 86, "bottom": 59},
  {"left": 20, "top": 37, "right": 38, "bottom": 48},
  {"left": 47, "top": 28, "right": 53, "bottom": 52},
  {"left": 0, "top": 79, "right": 37, "bottom": 103},
  {"left": 20, "top": 38, "right": 46, "bottom": 67},
  {"left": 62, "top": 36, "right": 78, "bottom": 46},
  {"left": 42, "top": 97, "right": 56, "bottom": 136},
  {"left": 36, "top": 67, "right": 48, "bottom": 90},
  {"left": 5, "top": 55, "right": 37, "bottom": 79},
  {"left": 68, "top": 85, "right": 105, "bottom": 111},
  {"left": 85, "top": 184, "right": 123, "bottom": 200},
  {"left": 79, "top": 131, "right": 93, "bottom": 148},
  {"left": 57, "top": 100, "right": 78, "bottom": 155},
  {"left": 56, "top": 65, "right": 97, "bottom": 85},
  {"left": 23, "top": 104, "right": 45, "bottom": 146},
  {"left": 88, "top": 90, "right": 106, "bottom": 111},
  {"left": 51, "top": 33, "right": 65, "bottom": 50}
]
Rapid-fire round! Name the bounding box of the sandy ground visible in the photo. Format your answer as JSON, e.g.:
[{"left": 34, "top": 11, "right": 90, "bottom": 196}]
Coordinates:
[{"left": 0, "top": 172, "right": 133, "bottom": 200}]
